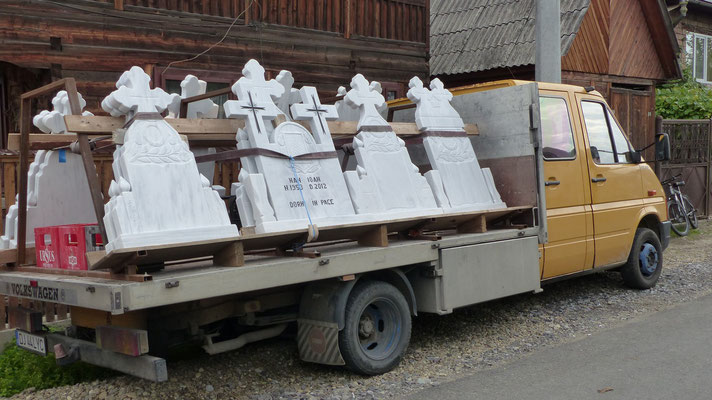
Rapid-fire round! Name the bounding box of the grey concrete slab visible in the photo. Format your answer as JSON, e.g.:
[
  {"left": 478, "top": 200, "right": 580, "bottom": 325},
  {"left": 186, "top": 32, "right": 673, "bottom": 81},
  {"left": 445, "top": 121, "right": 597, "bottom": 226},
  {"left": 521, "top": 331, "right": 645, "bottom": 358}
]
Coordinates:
[{"left": 407, "top": 294, "right": 712, "bottom": 400}]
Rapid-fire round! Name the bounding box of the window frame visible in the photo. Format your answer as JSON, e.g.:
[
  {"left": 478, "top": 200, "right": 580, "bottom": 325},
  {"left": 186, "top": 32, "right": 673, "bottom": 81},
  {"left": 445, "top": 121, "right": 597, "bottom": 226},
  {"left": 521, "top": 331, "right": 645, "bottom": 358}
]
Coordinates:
[
  {"left": 687, "top": 32, "right": 712, "bottom": 83},
  {"left": 539, "top": 95, "right": 577, "bottom": 162},
  {"left": 581, "top": 100, "right": 634, "bottom": 165}
]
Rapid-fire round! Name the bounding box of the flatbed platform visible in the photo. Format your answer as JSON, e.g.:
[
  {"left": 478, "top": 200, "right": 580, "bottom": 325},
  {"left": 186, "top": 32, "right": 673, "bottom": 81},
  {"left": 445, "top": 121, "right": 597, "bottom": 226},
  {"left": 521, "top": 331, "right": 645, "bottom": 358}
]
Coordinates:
[{"left": 0, "top": 227, "right": 537, "bottom": 314}]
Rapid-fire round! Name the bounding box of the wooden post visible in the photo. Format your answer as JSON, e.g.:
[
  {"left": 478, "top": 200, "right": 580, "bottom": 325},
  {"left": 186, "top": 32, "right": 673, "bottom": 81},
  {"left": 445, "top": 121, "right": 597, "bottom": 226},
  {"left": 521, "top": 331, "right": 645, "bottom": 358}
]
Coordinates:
[
  {"left": 655, "top": 115, "right": 663, "bottom": 179},
  {"left": 114, "top": 0, "right": 124, "bottom": 11},
  {"left": 16, "top": 97, "right": 31, "bottom": 265},
  {"left": 344, "top": 0, "right": 351, "bottom": 39},
  {"left": 707, "top": 118, "right": 712, "bottom": 217},
  {"left": 65, "top": 79, "right": 109, "bottom": 249},
  {"left": 244, "top": 0, "right": 250, "bottom": 24}
]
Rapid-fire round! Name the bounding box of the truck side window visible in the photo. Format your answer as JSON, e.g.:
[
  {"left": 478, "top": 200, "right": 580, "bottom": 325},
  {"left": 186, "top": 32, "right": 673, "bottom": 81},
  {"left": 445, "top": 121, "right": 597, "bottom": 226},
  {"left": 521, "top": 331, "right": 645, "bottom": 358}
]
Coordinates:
[
  {"left": 581, "top": 101, "right": 616, "bottom": 164},
  {"left": 607, "top": 109, "right": 634, "bottom": 163},
  {"left": 540, "top": 97, "right": 576, "bottom": 160}
]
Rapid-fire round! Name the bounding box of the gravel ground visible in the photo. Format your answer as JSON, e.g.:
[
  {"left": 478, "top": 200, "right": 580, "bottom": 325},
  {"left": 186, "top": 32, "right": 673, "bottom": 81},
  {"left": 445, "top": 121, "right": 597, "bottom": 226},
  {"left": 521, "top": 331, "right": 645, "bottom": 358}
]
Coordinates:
[{"left": 10, "top": 221, "right": 712, "bottom": 400}]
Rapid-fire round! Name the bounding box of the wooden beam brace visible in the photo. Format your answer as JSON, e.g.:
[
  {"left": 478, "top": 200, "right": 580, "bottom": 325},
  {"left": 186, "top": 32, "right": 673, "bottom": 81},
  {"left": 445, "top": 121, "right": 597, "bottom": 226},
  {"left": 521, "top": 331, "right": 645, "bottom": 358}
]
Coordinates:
[
  {"left": 358, "top": 225, "right": 389, "bottom": 247},
  {"left": 213, "top": 241, "right": 244, "bottom": 267},
  {"left": 456, "top": 215, "right": 487, "bottom": 234}
]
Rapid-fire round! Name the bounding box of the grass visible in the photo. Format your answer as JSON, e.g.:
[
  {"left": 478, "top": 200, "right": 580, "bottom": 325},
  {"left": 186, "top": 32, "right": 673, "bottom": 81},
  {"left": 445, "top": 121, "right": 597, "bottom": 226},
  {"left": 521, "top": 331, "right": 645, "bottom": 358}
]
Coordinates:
[{"left": 0, "top": 339, "right": 114, "bottom": 397}]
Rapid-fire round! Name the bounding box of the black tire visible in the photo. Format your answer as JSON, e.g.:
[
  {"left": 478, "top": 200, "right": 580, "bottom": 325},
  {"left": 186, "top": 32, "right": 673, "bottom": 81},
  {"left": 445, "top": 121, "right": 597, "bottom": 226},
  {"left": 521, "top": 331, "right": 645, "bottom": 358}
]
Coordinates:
[
  {"left": 620, "top": 228, "right": 663, "bottom": 289},
  {"left": 668, "top": 199, "right": 689, "bottom": 236},
  {"left": 682, "top": 195, "right": 699, "bottom": 230},
  {"left": 338, "top": 281, "right": 411, "bottom": 375}
]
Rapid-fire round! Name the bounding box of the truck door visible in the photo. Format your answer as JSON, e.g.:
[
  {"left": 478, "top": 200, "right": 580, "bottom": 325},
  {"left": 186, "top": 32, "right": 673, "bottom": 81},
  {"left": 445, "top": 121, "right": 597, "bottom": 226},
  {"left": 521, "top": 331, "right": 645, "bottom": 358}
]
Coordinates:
[
  {"left": 576, "top": 94, "right": 644, "bottom": 268},
  {"left": 540, "top": 92, "right": 593, "bottom": 279}
]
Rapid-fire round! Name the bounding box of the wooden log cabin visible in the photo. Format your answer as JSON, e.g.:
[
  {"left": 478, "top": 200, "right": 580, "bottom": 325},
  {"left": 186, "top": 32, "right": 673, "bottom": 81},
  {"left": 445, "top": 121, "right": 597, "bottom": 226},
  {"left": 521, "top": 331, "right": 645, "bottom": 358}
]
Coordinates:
[
  {"left": 429, "top": 0, "right": 683, "bottom": 162},
  {"left": 0, "top": 0, "right": 430, "bottom": 147}
]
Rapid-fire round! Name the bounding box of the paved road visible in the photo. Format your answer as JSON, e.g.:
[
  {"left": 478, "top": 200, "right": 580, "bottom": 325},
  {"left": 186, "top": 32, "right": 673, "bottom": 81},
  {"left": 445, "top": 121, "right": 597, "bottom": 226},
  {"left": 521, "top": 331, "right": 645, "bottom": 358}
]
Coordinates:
[{"left": 407, "top": 293, "right": 712, "bottom": 400}]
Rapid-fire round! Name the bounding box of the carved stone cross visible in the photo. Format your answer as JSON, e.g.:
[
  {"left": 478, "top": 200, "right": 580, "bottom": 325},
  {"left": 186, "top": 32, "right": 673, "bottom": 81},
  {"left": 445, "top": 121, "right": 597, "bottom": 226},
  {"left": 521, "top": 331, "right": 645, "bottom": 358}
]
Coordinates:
[
  {"left": 344, "top": 74, "right": 388, "bottom": 129},
  {"left": 101, "top": 66, "right": 175, "bottom": 119},
  {"left": 407, "top": 76, "right": 464, "bottom": 132},
  {"left": 224, "top": 59, "right": 282, "bottom": 137},
  {"left": 167, "top": 74, "right": 219, "bottom": 119},
  {"left": 291, "top": 86, "right": 338, "bottom": 143}
]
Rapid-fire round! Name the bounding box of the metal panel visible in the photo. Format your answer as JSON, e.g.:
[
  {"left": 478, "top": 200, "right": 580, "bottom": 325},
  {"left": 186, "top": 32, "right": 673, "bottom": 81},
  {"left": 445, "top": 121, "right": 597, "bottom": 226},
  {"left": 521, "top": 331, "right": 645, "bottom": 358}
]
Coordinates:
[
  {"left": 0, "top": 275, "right": 121, "bottom": 313},
  {"left": 412, "top": 236, "right": 540, "bottom": 314}
]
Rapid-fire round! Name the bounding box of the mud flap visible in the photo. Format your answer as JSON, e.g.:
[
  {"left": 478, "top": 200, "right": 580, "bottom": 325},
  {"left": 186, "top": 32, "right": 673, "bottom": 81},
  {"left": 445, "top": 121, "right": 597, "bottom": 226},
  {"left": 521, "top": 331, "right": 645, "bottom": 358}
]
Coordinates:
[{"left": 297, "top": 318, "right": 345, "bottom": 366}]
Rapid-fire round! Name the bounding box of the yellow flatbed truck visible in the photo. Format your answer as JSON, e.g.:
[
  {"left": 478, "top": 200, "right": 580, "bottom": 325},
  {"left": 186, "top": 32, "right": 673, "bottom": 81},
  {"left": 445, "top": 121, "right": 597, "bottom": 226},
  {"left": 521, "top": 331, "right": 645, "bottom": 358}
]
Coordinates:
[{"left": 0, "top": 81, "right": 670, "bottom": 381}]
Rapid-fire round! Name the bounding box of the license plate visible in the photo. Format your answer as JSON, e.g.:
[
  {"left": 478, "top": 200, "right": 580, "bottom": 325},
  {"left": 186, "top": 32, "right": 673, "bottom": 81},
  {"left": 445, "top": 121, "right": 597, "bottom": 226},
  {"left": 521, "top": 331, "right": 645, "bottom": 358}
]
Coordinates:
[{"left": 15, "top": 330, "right": 47, "bottom": 356}]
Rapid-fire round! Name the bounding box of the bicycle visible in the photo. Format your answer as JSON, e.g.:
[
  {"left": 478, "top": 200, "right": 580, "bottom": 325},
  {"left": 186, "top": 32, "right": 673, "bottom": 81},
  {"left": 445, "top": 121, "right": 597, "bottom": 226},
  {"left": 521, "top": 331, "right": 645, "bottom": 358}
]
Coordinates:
[{"left": 661, "top": 173, "right": 699, "bottom": 236}]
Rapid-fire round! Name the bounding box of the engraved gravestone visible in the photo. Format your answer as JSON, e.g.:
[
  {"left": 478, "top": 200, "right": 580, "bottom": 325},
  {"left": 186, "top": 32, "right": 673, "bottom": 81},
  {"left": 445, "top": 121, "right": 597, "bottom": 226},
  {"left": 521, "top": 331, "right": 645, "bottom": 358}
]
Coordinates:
[
  {"left": 102, "top": 66, "right": 237, "bottom": 251},
  {"left": 407, "top": 77, "right": 506, "bottom": 211},
  {"left": 225, "top": 60, "right": 360, "bottom": 233},
  {"left": 342, "top": 74, "right": 441, "bottom": 218}
]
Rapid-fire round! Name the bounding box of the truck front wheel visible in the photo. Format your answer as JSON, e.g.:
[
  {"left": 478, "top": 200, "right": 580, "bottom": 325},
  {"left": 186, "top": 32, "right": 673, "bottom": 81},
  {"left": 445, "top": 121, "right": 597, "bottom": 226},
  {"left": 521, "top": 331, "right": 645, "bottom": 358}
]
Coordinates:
[
  {"left": 620, "top": 228, "right": 663, "bottom": 289},
  {"left": 338, "top": 281, "right": 411, "bottom": 375}
]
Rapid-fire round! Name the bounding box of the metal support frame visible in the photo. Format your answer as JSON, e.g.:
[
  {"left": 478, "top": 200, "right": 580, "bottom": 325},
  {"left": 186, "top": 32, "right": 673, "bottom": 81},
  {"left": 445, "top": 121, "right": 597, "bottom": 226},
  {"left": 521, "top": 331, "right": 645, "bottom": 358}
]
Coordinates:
[{"left": 16, "top": 78, "right": 107, "bottom": 265}]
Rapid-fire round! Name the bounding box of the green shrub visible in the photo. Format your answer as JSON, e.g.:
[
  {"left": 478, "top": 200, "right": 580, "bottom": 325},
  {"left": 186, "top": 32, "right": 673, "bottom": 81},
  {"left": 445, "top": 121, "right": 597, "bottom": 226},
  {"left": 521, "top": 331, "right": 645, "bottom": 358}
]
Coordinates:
[
  {"left": 656, "top": 68, "right": 712, "bottom": 120},
  {"left": 0, "top": 339, "right": 113, "bottom": 397}
]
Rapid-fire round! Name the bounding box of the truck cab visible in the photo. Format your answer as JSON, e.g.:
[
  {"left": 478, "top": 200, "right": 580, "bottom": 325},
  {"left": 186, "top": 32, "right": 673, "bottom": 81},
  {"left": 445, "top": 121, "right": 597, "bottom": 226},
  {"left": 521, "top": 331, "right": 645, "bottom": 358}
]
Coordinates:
[{"left": 438, "top": 80, "right": 671, "bottom": 288}]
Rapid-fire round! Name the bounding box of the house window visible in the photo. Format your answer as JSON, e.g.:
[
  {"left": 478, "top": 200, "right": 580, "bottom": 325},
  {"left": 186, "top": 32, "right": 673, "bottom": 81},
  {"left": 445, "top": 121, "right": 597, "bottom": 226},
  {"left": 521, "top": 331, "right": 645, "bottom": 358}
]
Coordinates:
[{"left": 687, "top": 33, "right": 712, "bottom": 83}]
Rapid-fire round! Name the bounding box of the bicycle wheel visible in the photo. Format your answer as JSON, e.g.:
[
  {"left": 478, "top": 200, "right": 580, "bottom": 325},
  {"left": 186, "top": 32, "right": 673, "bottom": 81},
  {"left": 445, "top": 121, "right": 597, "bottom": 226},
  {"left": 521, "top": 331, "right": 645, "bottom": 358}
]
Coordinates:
[
  {"left": 668, "top": 199, "right": 689, "bottom": 236},
  {"left": 682, "top": 195, "right": 699, "bottom": 230}
]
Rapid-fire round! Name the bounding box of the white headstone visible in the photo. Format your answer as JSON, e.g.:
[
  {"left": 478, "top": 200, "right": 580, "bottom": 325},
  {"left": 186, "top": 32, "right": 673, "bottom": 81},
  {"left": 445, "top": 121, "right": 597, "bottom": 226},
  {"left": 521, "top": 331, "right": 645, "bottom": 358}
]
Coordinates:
[
  {"left": 407, "top": 77, "right": 506, "bottom": 211},
  {"left": 165, "top": 75, "right": 220, "bottom": 183},
  {"left": 274, "top": 70, "right": 301, "bottom": 118},
  {"left": 1, "top": 91, "right": 96, "bottom": 249},
  {"left": 334, "top": 85, "right": 360, "bottom": 122},
  {"left": 102, "top": 67, "right": 238, "bottom": 251},
  {"left": 167, "top": 75, "right": 219, "bottom": 119},
  {"left": 342, "top": 74, "right": 441, "bottom": 218},
  {"left": 224, "top": 60, "right": 362, "bottom": 233}
]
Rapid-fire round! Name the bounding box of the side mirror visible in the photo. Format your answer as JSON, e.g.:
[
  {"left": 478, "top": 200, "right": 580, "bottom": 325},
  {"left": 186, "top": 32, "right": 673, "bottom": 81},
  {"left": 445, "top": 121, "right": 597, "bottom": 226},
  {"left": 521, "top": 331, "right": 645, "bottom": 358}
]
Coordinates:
[
  {"left": 590, "top": 146, "right": 600, "bottom": 161},
  {"left": 655, "top": 133, "right": 671, "bottom": 162},
  {"left": 630, "top": 150, "right": 642, "bottom": 164}
]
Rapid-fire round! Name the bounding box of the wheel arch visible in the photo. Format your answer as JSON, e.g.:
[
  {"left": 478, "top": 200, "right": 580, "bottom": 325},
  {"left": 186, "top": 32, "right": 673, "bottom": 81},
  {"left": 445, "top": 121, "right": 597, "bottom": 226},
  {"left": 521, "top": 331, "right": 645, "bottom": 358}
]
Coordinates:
[
  {"left": 299, "top": 268, "right": 417, "bottom": 331},
  {"left": 638, "top": 212, "right": 661, "bottom": 240}
]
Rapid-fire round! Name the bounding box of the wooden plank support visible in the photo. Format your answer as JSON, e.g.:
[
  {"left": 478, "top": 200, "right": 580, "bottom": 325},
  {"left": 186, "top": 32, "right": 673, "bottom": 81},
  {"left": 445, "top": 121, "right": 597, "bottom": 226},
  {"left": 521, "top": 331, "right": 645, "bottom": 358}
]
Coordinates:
[
  {"left": 0, "top": 247, "right": 36, "bottom": 266},
  {"left": 65, "top": 81, "right": 109, "bottom": 257},
  {"left": 213, "top": 241, "right": 244, "bottom": 267},
  {"left": 96, "top": 326, "right": 149, "bottom": 356},
  {"left": 456, "top": 215, "right": 487, "bottom": 234},
  {"left": 8, "top": 306, "right": 43, "bottom": 332},
  {"left": 357, "top": 225, "right": 389, "bottom": 247}
]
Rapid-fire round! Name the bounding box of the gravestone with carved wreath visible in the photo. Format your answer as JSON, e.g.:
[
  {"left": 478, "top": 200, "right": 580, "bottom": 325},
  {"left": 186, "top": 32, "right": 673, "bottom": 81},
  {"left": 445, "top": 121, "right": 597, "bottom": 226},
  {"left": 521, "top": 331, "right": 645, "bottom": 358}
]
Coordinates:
[
  {"left": 101, "top": 66, "right": 238, "bottom": 252},
  {"left": 407, "top": 76, "right": 506, "bottom": 211},
  {"left": 342, "top": 74, "right": 441, "bottom": 218}
]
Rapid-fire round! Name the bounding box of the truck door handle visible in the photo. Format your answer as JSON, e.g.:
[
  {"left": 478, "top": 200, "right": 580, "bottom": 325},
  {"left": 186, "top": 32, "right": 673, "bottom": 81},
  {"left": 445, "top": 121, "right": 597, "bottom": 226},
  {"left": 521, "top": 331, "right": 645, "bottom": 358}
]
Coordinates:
[
  {"left": 591, "top": 176, "right": 607, "bottom": 183},
  {"left": 545, "top": 180, "right": 560, "bottom": 186}
]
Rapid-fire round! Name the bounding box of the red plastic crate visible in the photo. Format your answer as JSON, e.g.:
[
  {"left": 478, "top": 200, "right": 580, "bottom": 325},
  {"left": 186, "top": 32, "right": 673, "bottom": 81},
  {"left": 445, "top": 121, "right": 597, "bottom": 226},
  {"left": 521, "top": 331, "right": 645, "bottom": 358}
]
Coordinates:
[
  {"left": 57, "top": 224, "right": 103, "bottom": 270},
  {"left": 34, "top": 226, "right": 60, "bottom": 268}
]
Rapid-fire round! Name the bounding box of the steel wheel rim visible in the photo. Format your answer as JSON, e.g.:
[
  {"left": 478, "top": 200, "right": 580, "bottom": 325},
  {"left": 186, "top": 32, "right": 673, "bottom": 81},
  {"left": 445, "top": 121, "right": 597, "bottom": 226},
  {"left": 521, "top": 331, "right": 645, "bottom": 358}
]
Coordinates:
[
  {"left": 639, "top": 242, "right": 659, "bottom": 277},
  {"left": 356, "top": 297, "right": 402, "bottom": 361}
]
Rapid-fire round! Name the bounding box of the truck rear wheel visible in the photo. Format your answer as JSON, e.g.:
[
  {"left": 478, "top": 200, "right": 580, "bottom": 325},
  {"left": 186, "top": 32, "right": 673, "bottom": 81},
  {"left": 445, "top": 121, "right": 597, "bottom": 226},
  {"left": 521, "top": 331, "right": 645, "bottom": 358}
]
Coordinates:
[
  {"left": 620, "top": 228, "right": 663, "bottom": 289},
  {"left": 338, "top": 281, "right": 411, "bottom": 375}
]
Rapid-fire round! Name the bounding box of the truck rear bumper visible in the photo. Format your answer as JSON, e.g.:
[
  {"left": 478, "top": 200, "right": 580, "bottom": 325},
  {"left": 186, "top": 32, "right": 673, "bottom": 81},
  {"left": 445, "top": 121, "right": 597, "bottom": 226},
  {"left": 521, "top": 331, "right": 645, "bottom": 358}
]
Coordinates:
[
  {"left": 47, "top": 334, "right": 167, "bottom": 382},
  {"left": 660, "top": 220, "right": 671, "bottom": 250}
]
